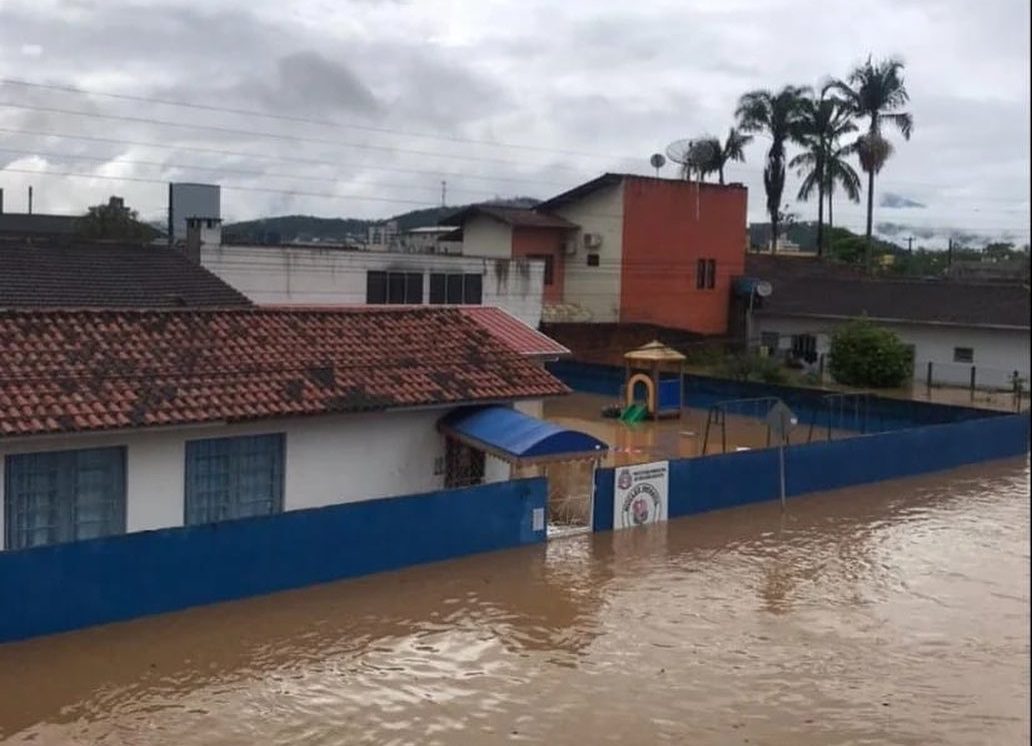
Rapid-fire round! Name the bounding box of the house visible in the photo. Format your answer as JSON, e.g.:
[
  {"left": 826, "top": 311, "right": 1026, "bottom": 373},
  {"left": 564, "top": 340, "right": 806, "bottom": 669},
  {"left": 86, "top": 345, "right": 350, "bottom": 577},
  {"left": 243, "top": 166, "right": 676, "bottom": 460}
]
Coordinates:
[
  {"left": 200, "top": 242, "right": 547, "bottom": 328},
  {"left": 442, "top": 174, "right": 748, "bottom": 336},
  {"left": 0, "top": 241, "right": 252, "bottom": 309},
  {"left": 0, "top": 306, "right": 603, "bottom": 552},
  {"left": 740, "top": 255, "right": 1032, "bottom": 389}
]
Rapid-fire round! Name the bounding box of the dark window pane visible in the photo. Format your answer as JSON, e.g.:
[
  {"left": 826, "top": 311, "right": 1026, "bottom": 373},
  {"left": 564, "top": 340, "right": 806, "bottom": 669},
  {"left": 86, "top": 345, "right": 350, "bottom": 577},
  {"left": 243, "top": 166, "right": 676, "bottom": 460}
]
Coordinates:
[
  {"left": 707, "top": 259, "right": 716, "bottom": 289},
  {"left": 696, "top": 259, "right": 706, "bottom": 289},
  {"left": 587, "top": 254, "right": 600, "bottom": 267},
  {"left": 185, "top": 434, "right": 284, "bottom": 526},
  {"left": 463, "top": 273, "right": 483, "bottom": 304},
  {"left": 446, "top": 273, "right": 464, "bottom": 304},
  {"left": 429, "top": 273, "right": 446, "bottom": 304},
  {"left": 387, "top": 272, "right": 406, "bottom": 304},
  {"left": 405, "top": 273, "right": 424, "bottom": 304},
  {"left": 366, "top": 271, "right": 387, "bottom": 304},
  {"left": 953, "top": 347, "right": 974, "bottom": 363}
]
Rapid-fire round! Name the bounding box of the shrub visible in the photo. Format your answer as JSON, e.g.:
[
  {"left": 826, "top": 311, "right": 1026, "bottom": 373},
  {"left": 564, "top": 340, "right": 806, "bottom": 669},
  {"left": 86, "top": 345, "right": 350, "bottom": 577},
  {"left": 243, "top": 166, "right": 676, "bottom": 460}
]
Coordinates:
[
  {"left": 829, "top": 319, "right": 913, "bottom": 388},
  {"left": 718, "top": 353, "right": 788, "bottom": 385}
]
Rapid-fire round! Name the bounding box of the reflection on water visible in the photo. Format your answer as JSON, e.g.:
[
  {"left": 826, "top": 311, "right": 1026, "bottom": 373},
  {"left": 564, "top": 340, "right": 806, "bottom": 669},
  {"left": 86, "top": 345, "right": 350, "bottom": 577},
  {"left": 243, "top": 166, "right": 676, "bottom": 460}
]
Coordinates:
[{"left": 0, "top": 458, "right": 1028, "bottom": 745}]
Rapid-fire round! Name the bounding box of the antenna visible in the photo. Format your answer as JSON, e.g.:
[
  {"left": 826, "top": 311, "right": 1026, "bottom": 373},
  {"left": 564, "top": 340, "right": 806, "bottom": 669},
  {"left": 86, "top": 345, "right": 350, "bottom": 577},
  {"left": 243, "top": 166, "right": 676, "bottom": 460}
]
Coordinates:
[{"left": 649, "top": 153, "right": 666, "bottom": 177}]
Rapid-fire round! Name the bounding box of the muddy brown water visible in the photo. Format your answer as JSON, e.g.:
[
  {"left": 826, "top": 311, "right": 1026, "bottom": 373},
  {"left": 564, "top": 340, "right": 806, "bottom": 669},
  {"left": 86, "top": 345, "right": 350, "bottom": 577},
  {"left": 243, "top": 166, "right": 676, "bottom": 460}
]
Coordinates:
[{"left": 0, "top": 458, "right": 1028, "bottom": 745}]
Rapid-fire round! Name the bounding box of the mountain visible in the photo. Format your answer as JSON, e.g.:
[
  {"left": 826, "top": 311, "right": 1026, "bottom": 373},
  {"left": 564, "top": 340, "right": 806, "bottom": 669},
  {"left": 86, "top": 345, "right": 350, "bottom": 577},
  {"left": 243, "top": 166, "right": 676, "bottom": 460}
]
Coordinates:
[
  {"left": 879, "top": 192, "right": 926, "bottom": 209},
  {"left": 222, "top": 197, "right": 540, "bottom": 244}
]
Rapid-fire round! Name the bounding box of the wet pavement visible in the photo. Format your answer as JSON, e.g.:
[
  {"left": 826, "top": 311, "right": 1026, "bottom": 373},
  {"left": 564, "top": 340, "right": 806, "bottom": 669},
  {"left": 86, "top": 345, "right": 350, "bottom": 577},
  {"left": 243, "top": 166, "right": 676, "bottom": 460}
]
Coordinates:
[{"left": 0, "top": 457, "right": 1028, "bottom": 745}]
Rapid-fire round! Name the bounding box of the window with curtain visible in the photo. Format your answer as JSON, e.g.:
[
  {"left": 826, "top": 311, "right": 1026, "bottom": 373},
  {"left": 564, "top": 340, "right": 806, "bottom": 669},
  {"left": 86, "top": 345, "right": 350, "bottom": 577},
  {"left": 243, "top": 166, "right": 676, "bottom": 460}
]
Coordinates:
[
  {"left": 4, "top": 446, "right": 126, "bottom": 550},
  {"left": 185, "top": 434, "right": 285, "bottom": 525},
  {"left": 428, "top": 273, "right": 483, "bottom": 304},
  {"left": 366, "top": 271, "right": 423, "bottom": 304}
]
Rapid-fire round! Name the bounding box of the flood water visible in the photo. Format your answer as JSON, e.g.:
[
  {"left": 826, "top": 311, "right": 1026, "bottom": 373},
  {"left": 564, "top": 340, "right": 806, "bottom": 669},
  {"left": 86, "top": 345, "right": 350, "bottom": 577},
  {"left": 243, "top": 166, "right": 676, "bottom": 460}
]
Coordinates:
[{"left": 0, "top": 458, "right": 1028, "bottom": 745}]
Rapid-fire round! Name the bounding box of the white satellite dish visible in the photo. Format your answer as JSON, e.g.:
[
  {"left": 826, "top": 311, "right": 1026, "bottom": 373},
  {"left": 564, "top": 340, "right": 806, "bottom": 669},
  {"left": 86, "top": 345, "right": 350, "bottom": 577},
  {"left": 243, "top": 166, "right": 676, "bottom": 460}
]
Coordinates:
[{"left": 755, "top": 280, "right": 773, "bottom": 298}]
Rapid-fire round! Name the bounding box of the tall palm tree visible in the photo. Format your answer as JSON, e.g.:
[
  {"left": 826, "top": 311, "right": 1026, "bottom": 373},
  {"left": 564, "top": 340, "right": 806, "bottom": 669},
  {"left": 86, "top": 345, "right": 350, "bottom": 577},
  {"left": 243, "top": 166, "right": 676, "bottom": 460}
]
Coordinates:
[
  {"left": 827, "top": 56, "right": 913, "bottom": 270},
  {"left": 711, "top": 128, "right": 753, "bottom": 185},
  {"left": 736, "top": 85, "right": 810, "bottom": 252},
  {"left": 789, "top": 96, "right": 856, "bottom": 256},
  {"left": 824, "top": 141, "right": 862, "bottom": 239}
]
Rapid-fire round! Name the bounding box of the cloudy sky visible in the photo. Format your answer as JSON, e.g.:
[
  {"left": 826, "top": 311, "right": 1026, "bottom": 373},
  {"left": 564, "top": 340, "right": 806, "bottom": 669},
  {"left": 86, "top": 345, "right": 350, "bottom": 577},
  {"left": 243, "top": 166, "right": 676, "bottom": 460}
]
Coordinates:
[{"left": 0, "top": 0, "right": 1029, "bottom": 246}]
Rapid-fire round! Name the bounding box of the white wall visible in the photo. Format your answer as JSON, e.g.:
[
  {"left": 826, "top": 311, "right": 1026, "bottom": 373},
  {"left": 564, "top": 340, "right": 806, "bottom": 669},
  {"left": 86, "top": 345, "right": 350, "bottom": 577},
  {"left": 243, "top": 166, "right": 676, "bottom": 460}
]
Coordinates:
[
  {"left": 461, "top": 215, "right": 513, "bottom": 258},
  {"left": 754, "top": 314, "right": 1031, "bottom": 389},
  {"left": 201, "top": 244, "right": 545, "bottom": 328},
  {"left": 0, "top": 410, "right": 452, "bottom": 550},
  {"left": 550, "top": 181, "right": 625, "bottom": 323}
]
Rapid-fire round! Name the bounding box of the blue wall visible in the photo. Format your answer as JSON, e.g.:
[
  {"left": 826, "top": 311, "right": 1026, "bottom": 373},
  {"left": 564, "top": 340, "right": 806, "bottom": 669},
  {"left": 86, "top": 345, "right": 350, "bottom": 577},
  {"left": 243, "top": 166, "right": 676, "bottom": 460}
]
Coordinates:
[
  {"left": 0, "top": 478, "right": 547, "bottom": 644},
  {"left": 549, "top": 360, "right": 1004, "bottom": 435},
  {"left": 594, "top": 413, "right": 1029, "bottom": 531}
]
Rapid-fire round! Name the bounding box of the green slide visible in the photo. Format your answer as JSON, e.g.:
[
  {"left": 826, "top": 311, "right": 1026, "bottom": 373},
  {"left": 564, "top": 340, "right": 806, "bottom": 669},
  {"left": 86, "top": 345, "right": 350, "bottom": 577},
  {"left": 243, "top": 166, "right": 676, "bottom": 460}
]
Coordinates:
[{"left": 619, "top": 403, "right": 647, "bottom": 423}]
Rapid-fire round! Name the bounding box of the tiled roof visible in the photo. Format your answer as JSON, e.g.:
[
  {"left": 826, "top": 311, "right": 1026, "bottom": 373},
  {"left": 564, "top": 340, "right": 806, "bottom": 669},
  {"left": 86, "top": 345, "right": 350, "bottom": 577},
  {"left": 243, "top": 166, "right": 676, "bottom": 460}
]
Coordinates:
[
  {"left": 440, "top": 205, "right": 577, "bottom": 229},
  {"left": 0, "top": 242, "right": 252, "bottom": 309},
  {"left": 458, "top": 307, "right": 570, "bottom": 359},
  {"left": 0, "top": 307, "right": 570, "bottom": 439},
  {"left": 745, "top": 254, "right": 1031, "bottom": 329}
]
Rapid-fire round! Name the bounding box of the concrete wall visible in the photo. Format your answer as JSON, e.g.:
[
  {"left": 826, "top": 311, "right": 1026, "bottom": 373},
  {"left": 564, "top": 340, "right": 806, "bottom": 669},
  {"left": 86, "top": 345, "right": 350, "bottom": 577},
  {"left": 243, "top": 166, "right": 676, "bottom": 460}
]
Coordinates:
[
  {"left": 511, "top": 226, "right": 567, "bottom": 304},
  {"left": 0, "top": 478, "right": 547, "bottom": 643},
  {"left": 754, "top": 314, "right": 1031, "bottom": 389},
  {"left": 551, "top": 181, "right": 625, "bottom": 323},
  {"left": 201, "top": 244, "right": 545, "bottom": 328},
  {"left": 461, "top": 215, "right": 513, "bottom": 258},
  {"left": 0, "top": 410, "right": 455, "bottom": 550},
  {"left": 619, "top": 178, "right": 747, "bottom": 334}
]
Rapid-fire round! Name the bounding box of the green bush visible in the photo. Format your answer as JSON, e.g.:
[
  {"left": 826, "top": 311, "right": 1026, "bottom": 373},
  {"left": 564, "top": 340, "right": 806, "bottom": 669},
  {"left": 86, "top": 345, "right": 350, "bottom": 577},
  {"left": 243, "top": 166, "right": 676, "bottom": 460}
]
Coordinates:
[
  {"left": 829, "top": 319, "right": 913, "bottom": 388},
  {"left": 718, "top": 353, "right": 787, "bottom": 385}
]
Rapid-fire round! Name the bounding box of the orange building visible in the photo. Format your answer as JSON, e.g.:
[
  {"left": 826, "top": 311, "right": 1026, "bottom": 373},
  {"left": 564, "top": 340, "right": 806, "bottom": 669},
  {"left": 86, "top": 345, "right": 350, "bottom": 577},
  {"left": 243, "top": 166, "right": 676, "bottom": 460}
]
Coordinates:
[{"left": 444, "top": 173, "right": 748, "bottom": 336}]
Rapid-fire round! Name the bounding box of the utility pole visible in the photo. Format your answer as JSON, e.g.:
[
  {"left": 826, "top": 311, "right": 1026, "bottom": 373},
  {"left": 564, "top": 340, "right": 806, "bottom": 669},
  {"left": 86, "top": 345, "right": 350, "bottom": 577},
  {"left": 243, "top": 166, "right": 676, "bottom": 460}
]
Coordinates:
[
  {"left": 27, "top": 185, "right": 33, "bottom": 214},
  {"left": 907, "top": 236, "right": 913, "bottom": 253},
  {"left": 948, "top": 238, "right": 954, "bottom": 268},
  {"left": 440, "top": 180, "right": 447, "bottom": 208}
]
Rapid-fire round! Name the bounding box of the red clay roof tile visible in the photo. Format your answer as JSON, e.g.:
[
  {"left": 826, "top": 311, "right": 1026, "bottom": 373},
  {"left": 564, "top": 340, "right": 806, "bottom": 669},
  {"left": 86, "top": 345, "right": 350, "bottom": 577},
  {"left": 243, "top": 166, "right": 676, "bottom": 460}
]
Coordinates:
[{"left": 0, "top": 307, "right": 569, "bottom": 439}]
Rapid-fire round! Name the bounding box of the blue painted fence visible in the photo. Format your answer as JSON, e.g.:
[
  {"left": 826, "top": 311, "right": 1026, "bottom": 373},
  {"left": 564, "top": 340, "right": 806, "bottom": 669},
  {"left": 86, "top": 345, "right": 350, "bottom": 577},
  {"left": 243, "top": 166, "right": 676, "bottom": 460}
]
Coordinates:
[
  {"left": 548, "top": 360, "right": 1004, "bottom": 434},
  {"left": 594, "top": 413, "right": 1030, "bottom": 531},
  {"left": 0, "top": 478, "right": 547, "bottom": 644}
]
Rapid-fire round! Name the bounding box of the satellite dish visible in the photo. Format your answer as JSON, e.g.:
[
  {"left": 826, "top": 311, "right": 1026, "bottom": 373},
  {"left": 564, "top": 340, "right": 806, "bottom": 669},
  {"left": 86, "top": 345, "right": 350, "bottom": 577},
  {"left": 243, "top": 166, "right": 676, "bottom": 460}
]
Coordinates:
[
  {"left": 755, "top": 280, "right": 773, "bottom": 298},
  {"left": 649, "top": 153, "right": 666, "bottom": 175}
]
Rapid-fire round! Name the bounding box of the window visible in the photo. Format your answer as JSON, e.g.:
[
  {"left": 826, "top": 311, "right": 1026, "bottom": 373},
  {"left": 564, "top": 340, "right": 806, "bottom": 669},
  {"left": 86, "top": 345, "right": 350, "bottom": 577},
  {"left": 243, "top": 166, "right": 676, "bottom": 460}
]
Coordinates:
[
  {"left": 444, "top": 438, "right": 485, "bottom": 488},
  {"left": 696, "top": 258, "right": 717, "bottom": 289},
  {"left": 760, "top": 332, "right": 780, "bottom": 352},
  {"left": 586, "top": 253, "right": 600, "bottom": 267},
  {"left": 953, "top": 347, "right": 974, "bottom": 364},
  {"left": 527, "top": 254, "right": 555, "bottom": 286},
  {"left": 429, "top": 273, "right": 483, "bottom": 304},
  {"left": 791, "top": 334, "right": 818, "bottom": 364},
  {"left": 366, "top": 271, "right": 423, "bottom": 304},
  {"left": 4, "top": 447, "right": 126, "bottom": 550},
  {"left": 185, "top": 434, "right": 284, "bottom": 525}
]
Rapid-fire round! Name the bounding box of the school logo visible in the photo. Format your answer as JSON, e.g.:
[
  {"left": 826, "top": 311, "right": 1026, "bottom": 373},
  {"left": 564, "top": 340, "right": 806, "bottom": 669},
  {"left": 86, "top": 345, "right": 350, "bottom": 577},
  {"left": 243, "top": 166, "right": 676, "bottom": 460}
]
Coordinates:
[
  {"left": 617, "top": 469, "right": 633, "bottom": 491},
  {"left": 622, "top": 482, "right": 662, "bottom": 526}
]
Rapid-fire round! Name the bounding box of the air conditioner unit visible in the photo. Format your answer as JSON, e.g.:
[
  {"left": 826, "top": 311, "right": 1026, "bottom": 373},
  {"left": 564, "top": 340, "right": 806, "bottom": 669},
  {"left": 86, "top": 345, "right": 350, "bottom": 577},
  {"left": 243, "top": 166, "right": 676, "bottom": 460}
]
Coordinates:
[{"left": 582, "top": 232, "right": 603, "bottom": 249}]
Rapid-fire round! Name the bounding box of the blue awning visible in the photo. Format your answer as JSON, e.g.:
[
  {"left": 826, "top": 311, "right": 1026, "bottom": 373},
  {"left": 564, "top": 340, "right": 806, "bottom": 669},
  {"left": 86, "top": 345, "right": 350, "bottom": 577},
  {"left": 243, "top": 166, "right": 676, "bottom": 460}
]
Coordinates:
[{"left": 440, "top": 406, "right": 609, "bottom": 464}]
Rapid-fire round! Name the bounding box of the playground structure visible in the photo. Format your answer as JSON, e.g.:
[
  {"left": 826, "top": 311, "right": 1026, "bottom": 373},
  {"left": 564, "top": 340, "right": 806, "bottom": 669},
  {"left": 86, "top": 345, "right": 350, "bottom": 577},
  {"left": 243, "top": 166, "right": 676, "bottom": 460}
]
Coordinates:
[{"left": 620, "top": 341, "right": 686, "bottom": 421}]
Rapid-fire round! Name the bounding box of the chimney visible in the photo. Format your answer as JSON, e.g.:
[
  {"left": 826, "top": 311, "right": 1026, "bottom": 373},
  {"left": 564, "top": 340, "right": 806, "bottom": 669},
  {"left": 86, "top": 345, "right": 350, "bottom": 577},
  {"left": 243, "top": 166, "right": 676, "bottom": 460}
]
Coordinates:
[{"left": 184, "top": 216, "right": 221, "bottom": 263}]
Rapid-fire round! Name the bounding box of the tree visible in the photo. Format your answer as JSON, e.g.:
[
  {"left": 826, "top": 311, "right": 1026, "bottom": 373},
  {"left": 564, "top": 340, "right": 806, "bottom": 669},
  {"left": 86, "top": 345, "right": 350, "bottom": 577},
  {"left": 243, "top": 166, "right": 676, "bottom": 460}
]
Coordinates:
[
  {"left": 789, "top": 96, "right": 857, "bottom": 256},
  {"left": 827, "top": 56, "right": 913, "bottom": 271},
  {"left": 736, "top": 85, "right": 810, "bottom": 252},
  {"left": 686, "top": 137, "right": 722, "bottom": 182},
  {"left": 824, "top": 141, "right": 862, "bottom": 238},
  {"left": 829, "top": 318, "right": 913, "bottom": 388},
  {"left": 76, "top": 196, "right": 155, "bottom": 241},
  {"left": 711, "top": 127, "right": 753, "bottom": 185}
]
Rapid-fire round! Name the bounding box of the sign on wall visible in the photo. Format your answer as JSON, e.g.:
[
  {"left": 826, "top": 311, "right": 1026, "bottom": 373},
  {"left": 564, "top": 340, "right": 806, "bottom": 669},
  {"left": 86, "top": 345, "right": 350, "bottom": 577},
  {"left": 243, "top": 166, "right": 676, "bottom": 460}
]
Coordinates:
[{"left": 613, "top": 460, "right": 669, "bottom": 530}]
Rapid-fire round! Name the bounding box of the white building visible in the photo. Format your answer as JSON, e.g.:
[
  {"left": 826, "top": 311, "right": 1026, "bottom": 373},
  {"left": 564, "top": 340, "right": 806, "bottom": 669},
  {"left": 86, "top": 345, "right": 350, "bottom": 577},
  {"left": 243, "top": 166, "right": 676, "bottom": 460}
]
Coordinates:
[
  {"left": 744, "top": 255, "right": 1031, "bottom": 390},
  {"left": 0, "top": 307, "right": 599, "bottom": 552},
  {"left": 201, "top": 243, "right": 547, "bottom": 328}
]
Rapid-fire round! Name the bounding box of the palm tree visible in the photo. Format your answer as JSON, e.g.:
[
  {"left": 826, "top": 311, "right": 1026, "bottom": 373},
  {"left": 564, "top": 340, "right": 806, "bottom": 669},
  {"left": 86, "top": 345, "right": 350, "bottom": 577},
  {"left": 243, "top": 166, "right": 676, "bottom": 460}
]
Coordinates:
[
  {"left": 736, "top": 85, "right": 810, "bottom": 252},
  {"left": 826, "top": 56, "right": 913, "bottom": 270},
  {"left": 824, "top": 141, "right": 862, "bottom": 239},
  {"left": 789, "top": 96, "right": 856, "bottom": 256},
  {"left": 711, "top": 128, "right": 753, "bottom": 185},
  {"left": 687, "top": 137, "right": 722, "bottom": 182}
]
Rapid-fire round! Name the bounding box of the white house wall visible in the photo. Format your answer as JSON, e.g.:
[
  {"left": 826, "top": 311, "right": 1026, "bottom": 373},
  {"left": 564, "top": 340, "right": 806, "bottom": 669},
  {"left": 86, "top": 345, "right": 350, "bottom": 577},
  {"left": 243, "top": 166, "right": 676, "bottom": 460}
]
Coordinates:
[
  {"left": 551, "top": 181, "right": 625, "bottom": 323},
  {"left": 754, "top": 314, "right": 1031, "bottom": 389},
  {"left": 0, "top": 410, "right": 452, "bottom": 550},
  {"left": 460, "top": 216, "right": 514, "bottom": 258},
  {"left": 201, "top": 245, "right": 545, "bottom": 328}
]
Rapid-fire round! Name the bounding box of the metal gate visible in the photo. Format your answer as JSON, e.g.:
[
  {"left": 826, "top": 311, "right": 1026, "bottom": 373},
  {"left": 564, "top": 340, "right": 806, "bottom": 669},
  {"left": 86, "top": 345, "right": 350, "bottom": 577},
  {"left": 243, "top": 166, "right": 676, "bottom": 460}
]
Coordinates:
[{"left": 515, "top": 458, "right": 598, "bottom": 538}]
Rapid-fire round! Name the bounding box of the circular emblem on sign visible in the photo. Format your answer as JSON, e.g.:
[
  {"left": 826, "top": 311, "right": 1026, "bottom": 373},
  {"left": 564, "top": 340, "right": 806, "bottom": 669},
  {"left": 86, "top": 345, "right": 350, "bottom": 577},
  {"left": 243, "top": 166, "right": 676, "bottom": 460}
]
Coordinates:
[
  {"left": 617, "top": 469, "right": 633, "bottom": 491},
  {"left": 621, "top": 483, "right": 661, "bottom": 526}
]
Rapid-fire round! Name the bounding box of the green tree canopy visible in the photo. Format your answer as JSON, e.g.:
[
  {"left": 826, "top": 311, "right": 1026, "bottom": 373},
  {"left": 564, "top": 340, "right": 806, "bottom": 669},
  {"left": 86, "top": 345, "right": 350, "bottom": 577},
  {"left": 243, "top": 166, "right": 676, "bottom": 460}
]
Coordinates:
[
  {"left": 829, "top": 318, "right": 913, "bottom": 388},
  {"left": 76, "top": 196, "right": 157, "bottom": 241}
]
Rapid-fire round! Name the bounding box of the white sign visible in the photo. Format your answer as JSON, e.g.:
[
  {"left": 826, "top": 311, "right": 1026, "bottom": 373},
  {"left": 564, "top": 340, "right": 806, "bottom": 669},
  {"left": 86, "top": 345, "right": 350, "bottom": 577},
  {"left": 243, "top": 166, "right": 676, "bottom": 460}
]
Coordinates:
[{"left": 613, "top": 460, "right": 669, "bottom": 530}]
